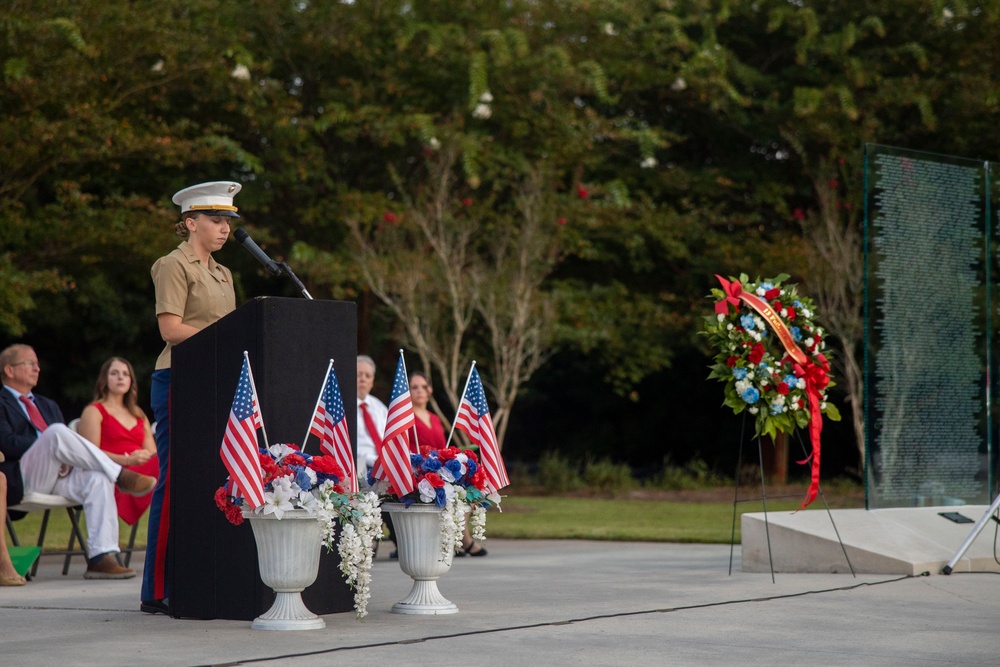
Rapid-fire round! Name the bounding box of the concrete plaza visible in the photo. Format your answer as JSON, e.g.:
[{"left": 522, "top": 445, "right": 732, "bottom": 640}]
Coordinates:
[{"left": 1, "top": 539, "right": 998, "bottom": 666}]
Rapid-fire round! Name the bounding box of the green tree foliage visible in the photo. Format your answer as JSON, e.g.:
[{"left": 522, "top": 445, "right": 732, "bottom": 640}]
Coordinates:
[{"left": 2, "top": 0, "right": 999, "bottom": 468}]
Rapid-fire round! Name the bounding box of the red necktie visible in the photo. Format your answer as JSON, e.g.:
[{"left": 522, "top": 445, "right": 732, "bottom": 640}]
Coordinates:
[
  {"left": 359, "top": 402, "right": 382, "bottom": 449},
  {"left": 19, "top": 395, "right": 48, "bottom": 433}
]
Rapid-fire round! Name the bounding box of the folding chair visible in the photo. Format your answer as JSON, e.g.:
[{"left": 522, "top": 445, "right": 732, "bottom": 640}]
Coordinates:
[{"left": 5, "top": 492, "right": 88, "bottom": 578}]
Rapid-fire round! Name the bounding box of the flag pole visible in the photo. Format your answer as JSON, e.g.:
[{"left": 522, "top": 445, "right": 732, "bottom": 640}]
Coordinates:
[
  {"left": 398, "top": 349, "right": 420, "bottom": 454},
  {"left": 301, "top": 359, "right": 334, "bottom": 453},
  {"left": 244, "top": 351, "right": 270, "bottom": 449},
  {"left": 445, "top": 360, "right": 476, "bottom": 448}
]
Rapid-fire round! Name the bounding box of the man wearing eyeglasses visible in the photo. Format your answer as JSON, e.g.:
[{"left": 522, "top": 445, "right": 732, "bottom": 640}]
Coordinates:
[{"left": 0, "top": 344, "right": 157, "bottom": 579}]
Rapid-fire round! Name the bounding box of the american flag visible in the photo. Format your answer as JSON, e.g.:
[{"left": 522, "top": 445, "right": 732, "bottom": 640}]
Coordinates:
[
  {"left": 308, "top": 363, "right": 357, "bottom": 491},
  {"left": 373, "top": 353, "right": 416, "bottom": 497},
  {"left": 455, "top": 366, "right": 509, "bottom": 493},
  {"left": 221, "top": 356, "right": 266, "bottom": 508}
]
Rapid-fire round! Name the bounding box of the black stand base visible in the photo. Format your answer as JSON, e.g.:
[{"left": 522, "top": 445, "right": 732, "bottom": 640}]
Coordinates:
[{"left": 728, "top": 417, "right": 855, "bottom": 582}]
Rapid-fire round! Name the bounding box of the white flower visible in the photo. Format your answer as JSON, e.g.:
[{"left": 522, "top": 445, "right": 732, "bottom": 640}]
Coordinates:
[
  {"left": 749, "top": 407, "right": 759, "bottom": 414},
  {"left": 428, "top": 137, "right": 441, "bottom": 149},
  {"left": 805, "top": 337, "right": 815, "bottom": 348},
  {"left": 261, "top": 476, "right": 295, "bottom": 519},
  {"left": 479, "top": 91, "right": 493, "bottom": 103},
  {"left": 725, "top": 321, "right": 732, "bottom": 328},
  {"left": 943, "top": 8, "right": 954, "bottom": 19},
  {"left": 670, "top": 77, "right": 687, "bottom": 91},
  {"left": 268, "top": 443, "right": 297, "bottom": 461},
  {"left": 603, "top": 22, "right": 618, "bottom": 36},
  {"left": 150, "top": 59, "right": 164, "bottom": 73},
  {"left": 472, "top": 103, "right": 492, "bottom": 119},
  {"left": 640, "top": 156, "right": 658, "bottom": 169},
  {"left": 417, "top": 477, "right": 438, "bottom": 504},
  {"left": 230, "top": 63, "right": 251, "bottom": 81},
  {"left": 796, "top": 379, "right": 806, "bottom": 390},
  {"left": 756, "top": 287, "right": 766, "bottom": 296}
]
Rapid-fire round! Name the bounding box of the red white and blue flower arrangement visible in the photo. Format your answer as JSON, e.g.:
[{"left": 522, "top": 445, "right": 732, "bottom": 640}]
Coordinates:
[
  {"left": 216, "top": 443, "right": 382, "bottom": 618},
  {"left": 704, "top": 273, "right": 840, "bottom": 508},
  {"left": 367, "top": 446, "right": 501, "bottom": 561}
]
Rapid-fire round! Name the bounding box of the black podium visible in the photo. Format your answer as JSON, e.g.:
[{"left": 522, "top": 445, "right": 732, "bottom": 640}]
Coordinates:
[{"left": 170, "top": 297, "right": 357, "bottom": 620}]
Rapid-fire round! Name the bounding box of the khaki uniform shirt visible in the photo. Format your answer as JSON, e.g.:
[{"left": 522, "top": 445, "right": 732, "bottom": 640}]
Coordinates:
[{"left": 152, "top": 242, "right": 236, "bottom": 370}]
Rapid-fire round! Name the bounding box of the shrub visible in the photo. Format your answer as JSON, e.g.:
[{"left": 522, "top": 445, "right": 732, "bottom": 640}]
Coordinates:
[
  {"left": 655, "top": 457, "right": 726, "bottom": 490},
  {"left": 537, "top": 451, "right": 583, "bottom": 494},
  {"left": 583, "top": 458, "right": 635, "bottom": 492}
]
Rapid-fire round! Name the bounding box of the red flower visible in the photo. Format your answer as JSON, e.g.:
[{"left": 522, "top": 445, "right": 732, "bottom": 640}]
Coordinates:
[
  {"left": 828, "top": 179, "right": 839, "bottom": 189},
  {"left": 773, "top": 301, "right": 783, "bottom": 312},
  {"left": 284, "top": 453, "right": 307, "bottom": 467},
  {"left": 423, "top": 472, "right": 446, "bottom": 488},
  {"left": 577, "top": 184, "right": 589, "bottom": 199},
  {"left": 469, "top": 468, "right": 486, "bottom": 487},
  {"left": 308, "top": 455, "right": 344, "bottom": 480},
  {"left": 462, "top": 197, "right": 473, "bottom": 207},
  {"left": 215, "top": 487, "right": 244, "bottom": 526},
  {"left": 557, "top": 217, "right": 567, "bottom": 226},
  {"left": 786, "top": 308, "right": 796, "bottom": 321},
  {"left": 793, "top": 208, "right": 806, "bottom": 220},
  {"left": 383, "top": 211, "right": 398, "bottom": 224},
  {"left": 748, "top": 343, "right": 765, "bottom": 364},
  {"left": 260, "top": 455, "right": 281, "bottom": 477},
  {"left": 464, "top": 449, "right": 479, "bottom": 463},
  {"left": 437, "top": 447, "right": 458, "bottom": 461},
  {"left": 726, "top": 356, "right": 738, "bottom": 367},
  {"left": 777, "top": 382, "right": 790, "bottom": 395},
  {"left": 764, "top": 288, "right": 780, "bottom": 301}
]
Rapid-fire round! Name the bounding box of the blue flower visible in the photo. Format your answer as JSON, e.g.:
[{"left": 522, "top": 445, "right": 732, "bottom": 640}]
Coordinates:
[
  {"left": 421, "top": 457, "right": 442, "bottom": 472},
  {"left": 434, "top": 487, "right": 447, "bottom": 509},
  {"left": 741, "top": 387, "right": 760, "bottom": 404},
  {"left": 733, "top": 367, "right": 748, "bottom": 380},
  {"left": 410, "top": 454, "right": 424, "bottom": 466},
  {"left": 793, "top": 300, "right": 803, "bottom": 308},
  {"left": 293, "top": 467, "right": 313, "bottom": 490},
  {"left": 466, "top": 460, "right": 478, "bottom": 477},
  {"left": 759, "top": 328, "right": 767, "bottom": 338},
  {"left": 444, "top": 459, "right": 463, "bottom": 478},
  {"left": 760, "top": 282, "right": 773, "bottom": 291},
  {"left": 740, "top": 314, "right": 755, "bottom": 330},
  {"left": 791, "top": 326, "right": 802, "bottom": 342},
  {"left": 770, "top": 403, "right": 785, "bottom": 415},
  {"left": 783, "top": 374, "right": 799, "bottom": 388}
]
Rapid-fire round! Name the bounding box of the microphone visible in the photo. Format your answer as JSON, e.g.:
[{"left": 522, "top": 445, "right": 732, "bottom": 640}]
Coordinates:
[{"left": 233, "top": 229, "right": 282, "bottom": 276}]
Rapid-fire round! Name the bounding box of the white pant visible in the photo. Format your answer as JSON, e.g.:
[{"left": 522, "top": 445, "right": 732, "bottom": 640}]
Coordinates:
[{"left": 20, "top": 424, "right": 123, "bottom": 559}]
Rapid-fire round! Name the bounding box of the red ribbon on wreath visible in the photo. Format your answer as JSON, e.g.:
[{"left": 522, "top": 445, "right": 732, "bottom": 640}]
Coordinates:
[{"left": 715, "top": 274, "right": 828, "bottom": 510}]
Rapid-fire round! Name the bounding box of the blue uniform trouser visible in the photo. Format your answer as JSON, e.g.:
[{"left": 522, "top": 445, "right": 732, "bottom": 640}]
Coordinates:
[{"left": 141, "top": 369, "right": 170, "bottom": 602}]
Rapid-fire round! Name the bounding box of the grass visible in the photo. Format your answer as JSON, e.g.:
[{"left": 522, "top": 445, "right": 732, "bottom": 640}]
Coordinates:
[
  {"left": 486, "top": 495, "right": 808, "bottom": 543},
  {"left": 7, "top": 512, "right": 148, "bottom": 553},
  {"left": 7, "top": 483, "right": 864, "bottom": 550}
]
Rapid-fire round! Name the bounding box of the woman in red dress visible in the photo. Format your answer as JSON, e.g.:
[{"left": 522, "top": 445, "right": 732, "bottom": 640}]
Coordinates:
[
  {"left": 78, "top": 357, "right": 159, "bottom": 526},
  {"left": 409, "top": 371, "right": 447, "bottom": 456}
]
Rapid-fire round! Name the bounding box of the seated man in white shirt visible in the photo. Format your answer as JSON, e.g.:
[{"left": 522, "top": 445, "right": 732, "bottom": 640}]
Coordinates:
[
  {"left": 356, "top": 355, "right": 387, "bottom": 481},
  {"left": 0, "top": 344, "right": 156, "bottom": 579}
]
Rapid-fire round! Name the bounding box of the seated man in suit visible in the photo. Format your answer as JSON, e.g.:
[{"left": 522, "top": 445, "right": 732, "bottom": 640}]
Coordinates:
[{"left": 0, "top": 344, "right": 156, "bottom": 579}]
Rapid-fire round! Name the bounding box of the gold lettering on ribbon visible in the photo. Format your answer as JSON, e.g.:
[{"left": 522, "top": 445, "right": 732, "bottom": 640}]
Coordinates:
[{"left": 739, "top": 292, "right": 807, "bottom": 365}]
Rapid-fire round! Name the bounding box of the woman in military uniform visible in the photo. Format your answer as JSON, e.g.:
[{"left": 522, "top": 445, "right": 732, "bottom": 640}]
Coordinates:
[{"left": 141, "top": 182, "right": 241, "bottom": 614}]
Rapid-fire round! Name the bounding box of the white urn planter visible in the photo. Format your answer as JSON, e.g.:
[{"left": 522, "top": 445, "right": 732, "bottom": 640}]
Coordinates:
[
  {"left": 383, "top": 502, "right": 459, "bottom": 615},
  {"left": 243, "top": 509, "right": 326, "bottom": 630}
]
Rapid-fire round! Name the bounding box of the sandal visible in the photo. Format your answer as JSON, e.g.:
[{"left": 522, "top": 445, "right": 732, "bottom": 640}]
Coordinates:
[{"left": 462, "top": 541, "right": 488, "bottom": 557}]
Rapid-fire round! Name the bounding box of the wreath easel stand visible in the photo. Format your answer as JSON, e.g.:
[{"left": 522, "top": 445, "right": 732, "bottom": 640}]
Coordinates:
[{"left": 727, "top": 413, "right": 856, "bottom": 582}]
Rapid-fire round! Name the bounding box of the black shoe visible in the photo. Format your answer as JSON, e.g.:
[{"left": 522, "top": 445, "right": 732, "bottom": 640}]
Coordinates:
[
  {"left": 389, "top": 550, "right": 398, "bottom": 559},
  {"left": 464, "top": 543, "right": 488, "bottom": 557},
  {"left": 140, "top": 599, "right": 169, "bottom": 615}
]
